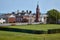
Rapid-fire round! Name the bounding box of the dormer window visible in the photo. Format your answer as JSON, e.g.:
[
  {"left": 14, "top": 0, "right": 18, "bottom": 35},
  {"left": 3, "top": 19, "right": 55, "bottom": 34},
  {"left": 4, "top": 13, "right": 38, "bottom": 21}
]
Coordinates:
[
  {"left": 19, "top": 14, "right": 21, "bottom": 16},
  {"left": 25, "top": 13, "right": 28, "bottom": 16},
  {"left": 9, "top": 15, "right": 15, "bottom": 18}
]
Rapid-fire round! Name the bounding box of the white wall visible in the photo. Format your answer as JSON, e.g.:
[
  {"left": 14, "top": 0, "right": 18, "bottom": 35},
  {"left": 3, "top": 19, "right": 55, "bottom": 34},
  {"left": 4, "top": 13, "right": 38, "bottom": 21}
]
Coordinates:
[{"left": 0, "top": 18, "right": 6, "bottom": 24}]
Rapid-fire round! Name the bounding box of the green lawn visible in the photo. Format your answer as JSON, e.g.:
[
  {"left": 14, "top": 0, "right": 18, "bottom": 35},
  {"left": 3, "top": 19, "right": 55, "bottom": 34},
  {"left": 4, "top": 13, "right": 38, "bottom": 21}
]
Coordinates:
[
  {"left": 8, "top": 24, "right": 60, "bottom": 31},
  {"left": 0, "top": 24, "right": 60, "bottom": 40}
]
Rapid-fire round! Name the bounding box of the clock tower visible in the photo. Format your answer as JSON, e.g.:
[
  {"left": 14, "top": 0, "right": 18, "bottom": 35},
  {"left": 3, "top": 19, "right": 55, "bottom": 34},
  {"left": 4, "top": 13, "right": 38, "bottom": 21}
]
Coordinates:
[{"left": 35, "top": 3, "right": 41, "bottom": 22}]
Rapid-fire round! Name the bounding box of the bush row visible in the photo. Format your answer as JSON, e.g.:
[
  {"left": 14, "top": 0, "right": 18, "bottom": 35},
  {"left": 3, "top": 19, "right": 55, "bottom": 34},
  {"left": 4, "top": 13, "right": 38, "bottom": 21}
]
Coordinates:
[
  {"left": 30, "top": 29, "right": 60, "bottom": 34},
  {"left": 31, "top": 29, "right": 60, "bottom": 34},
  {"left": 0, "top": 27, "right": 60, "bottom": 34},
  {"left": 48, "top": 29, "right": 60, "bottom": 34}
]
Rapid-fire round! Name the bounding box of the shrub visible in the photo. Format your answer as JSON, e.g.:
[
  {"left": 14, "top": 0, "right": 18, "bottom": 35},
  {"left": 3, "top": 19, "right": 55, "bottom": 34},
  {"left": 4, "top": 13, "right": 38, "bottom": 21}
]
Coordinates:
[
  {"left": 48, "top": 29, "right": 60, "bottom": 34},
  {"left": 11, "top": 23, "right": 16, "bottom": 26}
]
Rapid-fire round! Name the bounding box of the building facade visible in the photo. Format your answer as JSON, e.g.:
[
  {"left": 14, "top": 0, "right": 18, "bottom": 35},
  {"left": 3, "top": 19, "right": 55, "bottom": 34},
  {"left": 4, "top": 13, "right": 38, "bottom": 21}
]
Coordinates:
[
  {"left": 0, "top": 4, "right": 48, "bottom": 24},
  {"left": 8, "top": 15, "right": 16, "bottom": 23}
]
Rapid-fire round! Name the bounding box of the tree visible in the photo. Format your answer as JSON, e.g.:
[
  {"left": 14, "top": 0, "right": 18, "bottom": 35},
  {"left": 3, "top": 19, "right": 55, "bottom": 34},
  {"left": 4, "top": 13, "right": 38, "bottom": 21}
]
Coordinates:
[{"left": 47, "top": 9, "right": 60, "bottom": 24}]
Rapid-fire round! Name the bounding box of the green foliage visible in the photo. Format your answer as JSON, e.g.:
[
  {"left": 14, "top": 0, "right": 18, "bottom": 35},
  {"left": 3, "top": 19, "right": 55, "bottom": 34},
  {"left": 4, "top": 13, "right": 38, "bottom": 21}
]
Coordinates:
[{"left": 47, "top": 9, "right": 60, "bottom": 24}]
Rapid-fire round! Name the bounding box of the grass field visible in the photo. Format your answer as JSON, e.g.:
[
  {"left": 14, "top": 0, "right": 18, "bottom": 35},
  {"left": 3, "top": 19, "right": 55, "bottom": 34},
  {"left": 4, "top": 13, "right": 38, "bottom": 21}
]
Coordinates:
[
  {"left": 0, "top": 24, "right": 60, "bottom": 40},
  {"left": 8, "top": 24, "right": 60, "bottom": 31}
]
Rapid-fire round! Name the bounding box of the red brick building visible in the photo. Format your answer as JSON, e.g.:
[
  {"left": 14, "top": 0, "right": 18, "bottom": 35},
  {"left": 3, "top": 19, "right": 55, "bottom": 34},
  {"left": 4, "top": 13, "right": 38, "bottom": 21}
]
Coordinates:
[{"left": 8, "top": 15, "right": 16, "bottom": 23}]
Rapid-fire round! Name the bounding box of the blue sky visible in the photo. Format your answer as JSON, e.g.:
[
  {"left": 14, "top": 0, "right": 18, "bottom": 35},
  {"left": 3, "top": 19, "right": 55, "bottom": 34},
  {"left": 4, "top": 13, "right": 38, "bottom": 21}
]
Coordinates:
[{"left": 0, "top": 0, "right": 60, "bottom": 14}]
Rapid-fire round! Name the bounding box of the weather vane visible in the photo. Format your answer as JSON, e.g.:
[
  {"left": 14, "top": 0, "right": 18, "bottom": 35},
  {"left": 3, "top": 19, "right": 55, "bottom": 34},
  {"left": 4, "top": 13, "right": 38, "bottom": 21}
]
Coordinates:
[{"left": 37, "top": 0, "right": 39, "bottom": 5}]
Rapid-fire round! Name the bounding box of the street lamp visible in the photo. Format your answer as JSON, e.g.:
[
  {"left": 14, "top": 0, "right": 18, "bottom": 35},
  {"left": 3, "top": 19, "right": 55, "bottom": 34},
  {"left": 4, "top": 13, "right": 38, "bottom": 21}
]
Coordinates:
[{"left": 28, "top": 14, "right": 32, "bottom": 24}]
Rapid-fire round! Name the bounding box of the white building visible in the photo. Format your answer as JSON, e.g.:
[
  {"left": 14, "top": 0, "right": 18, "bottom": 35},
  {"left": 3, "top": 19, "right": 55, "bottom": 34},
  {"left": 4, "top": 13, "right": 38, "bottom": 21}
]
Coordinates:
[
  {"left": 40, "top": 14, "right": 48, "bottom": 24},
  {"left": 0, "top": 18, "right": 6, "bottom": 24}
]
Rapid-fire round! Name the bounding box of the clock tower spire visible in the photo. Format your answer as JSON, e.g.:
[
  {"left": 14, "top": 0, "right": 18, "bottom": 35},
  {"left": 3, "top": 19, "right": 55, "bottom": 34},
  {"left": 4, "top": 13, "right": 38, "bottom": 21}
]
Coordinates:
[{"left": 35, "top": 1, "right": 41, "bottom": 22}]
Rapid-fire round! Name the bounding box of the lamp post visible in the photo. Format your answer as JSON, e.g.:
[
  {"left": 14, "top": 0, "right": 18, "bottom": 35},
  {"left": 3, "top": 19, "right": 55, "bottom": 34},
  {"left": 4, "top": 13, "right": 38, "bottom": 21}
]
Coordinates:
[
  {"left": 28, "top": 11, "right": 32, "bottom": 24},
  {"left": 28, "top": 14, "right": 32, "bottom": 24}
]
